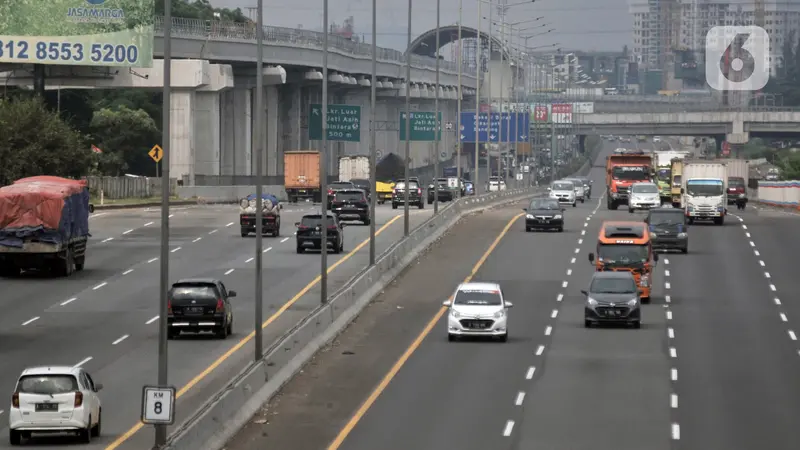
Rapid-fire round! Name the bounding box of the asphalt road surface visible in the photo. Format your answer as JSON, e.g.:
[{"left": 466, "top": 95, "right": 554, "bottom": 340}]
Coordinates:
[
  {"left": 0, "top": 201, "right": 440, "bottom": 449},
  {"left": 225, "top": 142, "right": 800, "bottom": 450}
]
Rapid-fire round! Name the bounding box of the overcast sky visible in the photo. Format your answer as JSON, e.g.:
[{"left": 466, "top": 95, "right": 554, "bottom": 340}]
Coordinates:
[{"left": 210, "top": 0, "right": 632, "bottom": 53}]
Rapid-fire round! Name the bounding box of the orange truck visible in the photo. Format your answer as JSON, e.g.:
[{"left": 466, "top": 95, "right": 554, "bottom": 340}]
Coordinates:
[
  {"left": 284, "top": 150, "right": 321, "bottom": 203},
  {"left": 605, "top": 154, "right": 654, "bottom": 210},
  {"left": 588, "top": 221, "right": 659, "bottom": 301}
]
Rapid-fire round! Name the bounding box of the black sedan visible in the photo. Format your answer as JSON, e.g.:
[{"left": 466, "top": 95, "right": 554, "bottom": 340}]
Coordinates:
[
  {"left": 523, "top": 198, "right": 565, "bottom": 232},
  {"left": 295, "top": 214, "right": 346, "bottom": 254}
]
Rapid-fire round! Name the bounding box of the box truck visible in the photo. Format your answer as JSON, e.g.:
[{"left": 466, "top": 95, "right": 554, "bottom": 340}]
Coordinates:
[
  {"left": 682, "top": 161, "right": 727, "bottom": 225},
  {"left": 284, "top": 151, "right": 321, "bottom": 203}
]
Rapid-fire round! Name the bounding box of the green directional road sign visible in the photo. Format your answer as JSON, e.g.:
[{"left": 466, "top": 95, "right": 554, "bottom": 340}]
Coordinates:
[
  {"left": 309, "top": 104, "right": 362, "bottom": 142},
  {"left": 399, "top": 111, "right": 442, "bottom": 141}
]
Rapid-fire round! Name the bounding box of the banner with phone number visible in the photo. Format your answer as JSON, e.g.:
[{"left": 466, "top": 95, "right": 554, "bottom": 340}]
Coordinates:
[{"left": 0, "top": 0, "right": 154, "bottom": 68}]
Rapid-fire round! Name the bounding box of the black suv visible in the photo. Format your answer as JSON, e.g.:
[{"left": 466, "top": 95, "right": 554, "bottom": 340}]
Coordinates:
[
  {"left": 427, "top": 178, "right": 455, "bottom": 204},
  {"left": 392, "top": 179, "right": 424, "bottom": 209},
  {"left": 167, "top": 278, "right": 236, "bottom": 339},
  {"left": 327, "top": 181, "right": 356, "bottom": 207},
  {"left": 331, "top": 189, "right": 370, "bottom": 225},
  {"left": 646, "top": 207, "right": 688, "bottom": 253},
  {"left": 295, "top": 214, "right": 346, "bottom": 254}
]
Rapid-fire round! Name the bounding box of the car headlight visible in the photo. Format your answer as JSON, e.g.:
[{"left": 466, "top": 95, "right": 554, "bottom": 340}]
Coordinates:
[
  {"left": 451, "top": 309, "right": 461, "bottom": 318},
  {"left": 554, "top": 214, "right": 562, "bottom": 219},
  {"left": 640, "top": 274, "right": 650, "bottom": 287},
  {"left": 494, "top": 310, "right": 505, "bottom": 319},
  {"left": 587, "top": 297, "right": 598, "bottom": 306},
  {"left": 739, "top": 193, "right": 746, "bottom": 198},
  {"left": 526, "top": 214, "right": 534, "bottom": 219},
  {"left": 627, "top": 298, "right": 638, "bottom": 306},
  {"left": 677, "top": 232, "right": 687, "bottom": 238},
  {"left": 650, "top": 232, "right": 657, "bottom": 238}
]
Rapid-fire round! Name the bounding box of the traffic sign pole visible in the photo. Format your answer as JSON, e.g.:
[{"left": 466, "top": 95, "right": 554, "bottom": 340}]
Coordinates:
[
  {"left": 369, "top": 0, "right": 377, "bottom": 266},
  {"left": 254, "top": 0, "right": 265, "bottom": 363},
  {"left": 403, "top": 0, "right": 411, "bottom": 237},
  {"left": 456, "top": 0, "right": 462, "bottom": 198},
  {"left": 321, "top": 0, "right": 329, "bottom": 305},
  {"left": 433, "top": 0, "right": 440, "bottom": 214}
]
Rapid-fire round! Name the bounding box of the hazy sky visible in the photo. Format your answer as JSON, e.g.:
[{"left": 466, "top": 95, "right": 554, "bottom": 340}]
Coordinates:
[{"left": 210, "top": 0, "right": 633, "bottom": 52}]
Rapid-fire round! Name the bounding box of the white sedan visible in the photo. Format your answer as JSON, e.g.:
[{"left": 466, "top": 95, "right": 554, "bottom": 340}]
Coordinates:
[
  {"left": 9, "top": 366, "right": 103, "bottom": 445},
  {"left": 443, "top": 282, "right": 513, "bottom": 342}
]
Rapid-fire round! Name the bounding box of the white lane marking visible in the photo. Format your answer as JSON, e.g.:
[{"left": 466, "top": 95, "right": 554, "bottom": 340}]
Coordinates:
[
  {"left": 665, "top": 295, "right": 671, "bottom": 303},
  {"left": 144, "top": 221, "right": 154, "bottom": 226},
  {"left": 193, "top": 237, "right": 202, "bottom": 243},
  {"left": 146, "top": 316, "right": 159, "bottom": 325},
  {"left": 671, "top": 368, "right": 678, "bottom": 381},
  {"left": 89, "top": 212, "right": 108, "bottom": 219},
  {"left": 551, "top": 309, "right": 558, "bottom": 318},
  {"left": 101, "top": 237, "right": 113, "bottom": 243},
  {"left": 123, "top": 269, "right": 133, "bottom": 275},
  {"left": 566, "top": 269, "right": 572, "bottom": 276},
  {"left": 584, "top": 222, "right": 588, "bottom": 227},
  {"left": 92, "top": 282, "right": 107, "bottom": 290},
  {"left": 749, "top": 241, "right": 755, "bottom": 247},
  {"left": 742, "top": 224, "right": 747, "bottom": 229},
  {"left": 280, "top": 237, "right": 290, "bottom": 243},
  {"left": 168, "top": 214, "right": 174, "bottom": 218},
  {"left": 746, "top": 232, "right": 751, "bottom": 238},
  {"left": 557, "top": 293, "right": 564, "bottom": 302},
  {"left": 668, "top": 328, "right": 675, "bottom": 338},
  {"left": 171, "top": 247, "right": 182, "bottom": 253},
  {"left": 672, "top": 424, "right": 681, "bottom": 440},
  {"left": 123, "top": 229, "right": 133, "bottom": 235},
  {"left": 0, "top": 410, "right": 3, "bottom": 415},
  {"left": 147, "top": 258, "right": 158, "bottom": 263},
  {"left": 775, "top": 298, "right": 782, "bottom": 305},
  {"left": 574, "top": 248, "right": 580, "bottom": 254},
  {"left": 22, "top": 317, "right": 40, "bottom": 326},
  {"left": 581, "top": 230, "right": 586, "bottom": 236},
  {"left": 578, "top": 238, "right": 583, "bottom": 244},
  {"left": 224, "top": 268, "right": 235, "bottom": 275},
  {"left": 664, "top": 258, "right": 670, "bottom": 265},
  {"left": 502, "top": 420, "right": 515, "bottom": 437},
  {"left": 770, "top": 284, "right": 777, "bottom": 292},
  {"left": 209, "top": 229, "right": 218, "bottom": 234},
  {"left": 671, "top": 394, "right": 678, "bottom": 408},
  {"left": 754, "top": 250, "right": 760, "bottom": 256},
  {"left": 112, "top": 335, "right": 129, "bottom": 345},
  {"left": 535, "top": 345, "right": 545, "bottom": 356},
  {"left": 74, "top": 357, "right": 92, "bottom": 368},
  {"left": 263, "top": 247, "right": 273, "bottom": 253},
  {"left": 61, "top": 297, "right": 77, "bottom": 306},
  {"left": 665, "top": 282, "right": 671, "bottom": 290},
  {"left": 562, "top": 281, "right": 568, "bottom": 288},
  {"left": 759, "top": 260, "right": 765, "bottom": 267},
  {"left": 765, "top": 272, "right": 771, "bottom": 279},
  {"left": 226, "top": 222, "right": 234, "bottom": 227},
  {"left": 525, "top": 366, "right": 536, "bottom": 379},
  {"left": 245, "top": 257, "right": 254, "bottom": 263},
  {"left": 669, "top": 347, "right": 677, "bottom": 358},
  {"left": 780, "top": 313, "right": 788, "bottom": 322},
  {"left": 515, "top": 392, "right": 525, "bottom": 406},
  {"left": 737, "top": 216, "right": 743, "bottom": 222},
  {"left": 666, "top": 311, "right": 673, "bottom": 320},
  {"left": 570, "top": 257, "right": 576, "bottom": 264},
  {"left": 665, "top": 270, "right": 671, "bottom": 277},
  {"left": 790, "top": 331, "right": 797, "bottom": 341},
  {"left": 545, "top": 326, "right": 552, "bottom": 336}
]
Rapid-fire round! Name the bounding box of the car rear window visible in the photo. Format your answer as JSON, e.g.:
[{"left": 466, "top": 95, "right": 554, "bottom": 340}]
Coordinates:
[
  {"left": 17, "top": 375, "right": 79, "bottom": 395},
  {"left": 729, "top": 178, "right": 745, "bottom": 187},
  {"left": 170, "top": 285, "right": 219, "bottom": 305},
  {"left": 301, "top": 216, "right": 335, "bottom": 227},
  {"left": 330, "top": 183, "right": 353, "bottom": 190},
  {"left": 335, "top": 191, "right": 364, "bottom": 201}
]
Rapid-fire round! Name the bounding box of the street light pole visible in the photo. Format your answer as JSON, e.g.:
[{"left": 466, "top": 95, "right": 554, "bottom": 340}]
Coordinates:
[
  {"left": 474, "top": 0, "right": 482, "bottom": 195},
  {"left": 254, "top": 0, "right": 264, "bottom": 362},
  {"left": 434, "top": 0, "right": 440, "bottom": 213},
  {"left": 486, "top": 1, "right": 493, "bottom": 184},
  {"left": 403, "top": 0, "right": 412, "bottom": 236},
  {"left": 369, "top": 0, "right": 377, "bottom": 265},
  {"left": 456, "top": 0, "right": 463, "bottom": 197},
  {"left": 321, "top": 0, "right": 329, "bottom": 304}
]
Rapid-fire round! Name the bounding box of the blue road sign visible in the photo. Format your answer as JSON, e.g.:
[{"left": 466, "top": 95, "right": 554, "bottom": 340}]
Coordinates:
[{"left": 459, "top": 112, "right": 530, "bottom": 143}]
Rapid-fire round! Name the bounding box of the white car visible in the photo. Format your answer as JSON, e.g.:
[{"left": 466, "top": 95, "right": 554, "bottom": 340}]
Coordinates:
[
  {"left": 628, "top": 182, "right": 661, "bottom": 212},
  {"left": 443, "top": 282, "right": 513, "bottom": 341},
  {"left": 563, "top": 178, "right": 586, "bottom": 202},
  {"left": 487, "top": 177, "right": 507, "bottom": 192},
  {"left": 9, "top": 366, "right": 103, "bottom": 445},
  {"left": 549, "top": 180, "right": 577, "bottom": 207},
  {"left": 653, "top": 136, "right": 661, "bottom": 142}
]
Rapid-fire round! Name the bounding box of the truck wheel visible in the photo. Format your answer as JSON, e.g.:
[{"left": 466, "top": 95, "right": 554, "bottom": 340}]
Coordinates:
[
  {"left": 392, "top": 203, "right": 398, "bottom": 209},
  {"left": 241, "top": 230, "right": 249, "bottom": 237},
  {"left": 418, "top": 201, "right": 424, "bottom": 209},
  {"left": 688, "top": 218, "right": 694, "bottom": 225},
  {"left": 75, "top": 256, "right": 85, "bottom": 271},
  {"left": 62, "top": 249, "right": 74, "bottom": 277}
]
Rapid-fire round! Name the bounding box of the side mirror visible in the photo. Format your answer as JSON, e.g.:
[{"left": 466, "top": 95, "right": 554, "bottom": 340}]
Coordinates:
[
  {"left": 653, "top": 253, "right": 659, "bottom": 262},
  {"left": 588, "top": 252, "right": 595, "bottom": 263},
  {"left": 580, "top": 290, "right": 588, "bottom": 296},
  {"left": 89, "top": 204, "right": 95, "bottom": 213},
  {"left": 522, "top": 208, "right": 528, "bottom": 212},
  {"left": 680, "top": 188, "right": 684, "bottom": 194},
  {"left": 442, "top": 300, "right": 452, "bottom": 307},
  {"left": 279, "top": 204, "right": 284, "bottom": 210},
  {"left": 505, "top": 301, "right": 514, "bottom": 308},
  {"left": 547, "top": 187, "right": 551, "bottom": 191},
  {"left": 228, "top": 290, "right": 237, "bottom": 297},
  {"left": 94, "top": 383, "right": 103, "bottom": 392},
  {"left": 340, "top": 223, "right": 348, "bottom": 227},
  {"left": 294, "top": 222, "right": 301, "bottom": 227}
]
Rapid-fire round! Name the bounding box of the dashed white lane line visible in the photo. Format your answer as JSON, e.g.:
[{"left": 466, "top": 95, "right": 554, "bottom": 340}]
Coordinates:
[
  {"left": 672, "top": 423, "right": 681, "bottom": 440},
  {"left": 102, "top": 237, "right": 114, "bottom": 243},
  {"left": 562, "top": 281, "right": 568, "bottom": 288},
  {"left": 581, "top": 230, "right": 586, "bottom": 236},
  {"left": 112, "top": 335, "right": 129, "bottom": 345},
  {"left": 551, "top": 309, "right": 558, "bottom": 318},
  {"left": 544, "top": 326, "right": 552, "bottom": 336},
  {"left": 557, "top": 293, "right": 564, "bottom": 302},
  {"left": 171, "top": 247, "right": 182, "bottom": 253},
  {"left": 566, "top": 269, "right": 572, "bottom": 276},
  {"left": 147, "top": 257, "right": 158, "bottom": 263},
  {"left": 671, "top": 394, "right": 679, "bottom": 408},
  {"left": 574, "top": 248, "right": 580, "bottom": 254},
  {"left": 665, "top": 270, "right": 671, "bottom": 277},
  {"left": 92, "top": 282, "right": 107, "bottom": 290},
  {"left": 263, "top": 247, "right": 273, "bottom": 253},
  {"left": 123, "top": 269, "right": 133, "bottom": 275},
  {"left": 224, "top": 268, "right": 235, "bottom": 275},
  {"left": 765, "top": 272, "right": 771, "bottom": 278},
  {"left": 209, "top": 229, "right": 218, "bottom": 234},
  {"left": 74, "top": 357, "right": 93, "bottom": 368},
  {"left": 746, "top": 232, "right": 751, "bottom": 238},
  {"left": 665, "top": 282, "right": 671, "bottom": 290},
  {"left": 666, "top": 311, "right": 673, "bottom": 320},
  {"left": 759, "top": 260, "right": 765, "bottom": 266},
  {"left": 22, "top": 317, "right": 40, "bottom": 326},
  {"left": 770, "top": 284, "right": 777, "bottom": 292},
  {"left": 226, "top": 222, "right": 234, "bottom": 227},
  {"left": 570, "top": 257, "right": 576, "bottom": 264},
  {"left": 515, "top": 392, "right": 526, "bottom": 406},
  {"left": 742, "top": 224, "right": 747, "bottom": 229},
  {"left": 749, "top": 241, "right": 756, "bottom": 247},
  {"left": 584, "top": 222, "right": 588, "bottom": 227},
  {"left": 535, "top": 345, "right": 545, "bottom": 356},
  {"left": 665, "top": 295, "right": 671, "bottom": 304},
  {"left": 123, "top": 229, "right": 133, "bottom": 235},
  {"left": 245, "top": 257, "right": 254, "bottom": 263},
  {"left": 775, "top": 298, "right": 782, "bottom": 306},
  {"left": 168, "top": 214, "right": 174, "bottom": 218},
  {"left": 145, "top": 316, "right": 159, "bottom": 325},
  {"left": 664, "top": 258, "right": 670, "bottom": 265},
  {"left": 780, "top": 313, "right": 788, "bottom": 322},
  {"left": 525, "top": 366, "right": 536, "bottom": 379},
  {"left": 144, "top": 221, "right": 154, "bottom": 227},
  {"left": 789, "top": 331, "right": 797, "bottom": 341},
  {"left": 668, "top": 327, "right": 675, "bottom": 339},
  {"left": 669, "top": 347, "right": 677, "bottom": 358},
  {"left": 671, "top": 368, "right": 678, "bottom": 381},
  {"left": 0, "top": 410, "right": 3, "bottom": 415},
  {"left": 754, "top": 250, "right": 760, "bottom": 256},
  {"left": 192, "top": 237, "right": 202, "bottom": 243},
  {"left": 280, "top": 237, "right": 290, "bottom": 243},
  {"left": 502, "top": 420, "right": 515, "bottom": 437},
  {"left": 578, "top": 238, "right": 583, "bottom": 244},
  {"left": 61, "top": 297, "right": 77, "bottom": 306}
]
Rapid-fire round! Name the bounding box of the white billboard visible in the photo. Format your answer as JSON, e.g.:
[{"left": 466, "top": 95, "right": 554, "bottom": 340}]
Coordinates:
[{"left": 572, "top": 102, "right": 595, "bottom": 114}]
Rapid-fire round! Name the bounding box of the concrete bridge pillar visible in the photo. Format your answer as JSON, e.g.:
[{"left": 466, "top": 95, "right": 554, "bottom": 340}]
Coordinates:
[
  {"left": 169, "top": 89, "right": 196, "bottom": 185},
  {"left": 726, "top": 114, "right": 749, "bottom": 144},
  {"left": 232, "top": 89, "right": 253, "bottom": 176},
  {"left": 194, "top": 91, "right": 221, "bottom": 176}
]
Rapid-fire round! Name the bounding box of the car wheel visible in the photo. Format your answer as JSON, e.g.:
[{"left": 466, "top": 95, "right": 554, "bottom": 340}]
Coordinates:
[
  {"left": 167, "top": 329, "right": 179, "bottom": 340},
  {"left": 558, "top": 227, "right": 564, "bottom": 232},
  {"left": 632, "top": 321, "right": 641, "bottom": 329},
  {"left": 92, "top": 409, "right": 102, "bottom": 437},
  {"left": 681, "top": 247, "right": 688, "bottom": 254},
  {"left": 217, "top": 324, "right": 229, "bottom": 339},
  {"left": 79, "top": 416, "right": 92, "bottom": 443},
  {"left": 419, "top": 201, "right": 424, "bottom": 209},
  {"left": 296, "top": 244, "right": 304, "bottom": 254},
  {"left": 227, "top": 317, "right": 233, "bottom": 335},
  {"left": 363, "top": 218, "right": 371, "bottom": 225},
  {"left": 392, "top": 203, "right": 398, "bottom": 209},
  {"left": 9, "top": 430, "right": 21, "bottom": 446},
  {"left": 572, "top": 202, "right": 577, "bottom": 207},
  {"left": 584, "top": 319, "right": 592, "bottom": 328},
  {"left": 641, "top": 297, "right": 651, "bottom": 304},
  {"left": 497, "top": 333, "right": 508, "bottom": 342},
  {"left": 448, "top": 334, "right": 457, "bottom": 342},
  {"left": 241, "top": 230, "right": 248, "bottom": 237},
  {"left": 580, "top": 198, "right": 585, "bottom": 203}
]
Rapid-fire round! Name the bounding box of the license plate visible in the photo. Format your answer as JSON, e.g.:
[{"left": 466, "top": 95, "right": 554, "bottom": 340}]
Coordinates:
[
  {"left": 35, "top": 403, "right": 58, "bottom": 412},
  {"left": 606, "top": 310, "right": 617, "bottom": 317},
  {"left": 312, "top": 231, "right": 320, "bottom": 236},
  {"left": 186, "top": 306, "right": 203, "bottom": 314}
]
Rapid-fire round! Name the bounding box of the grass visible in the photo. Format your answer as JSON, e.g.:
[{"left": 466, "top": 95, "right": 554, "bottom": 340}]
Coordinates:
[{"left": 90, "top": 196, "right": 183, "bottom": 206}]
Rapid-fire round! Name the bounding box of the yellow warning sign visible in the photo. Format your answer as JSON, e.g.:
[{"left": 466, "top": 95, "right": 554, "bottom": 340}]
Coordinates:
[{"left": 148, "top": 145, "right": 163, "bottom": 163}]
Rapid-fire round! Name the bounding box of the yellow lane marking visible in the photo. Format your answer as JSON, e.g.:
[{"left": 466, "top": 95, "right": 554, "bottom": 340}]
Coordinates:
[
  {"left": 106, "top": 214, "right": 405, "bottom": 449},
  {"left": 327, "top": 212, "right": 523, "bottom": 450}
]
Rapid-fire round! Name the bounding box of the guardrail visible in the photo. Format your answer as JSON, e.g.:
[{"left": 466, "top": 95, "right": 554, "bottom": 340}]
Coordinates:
[{"left": 155, "top": 16, "right": 466, "bottom": 74}]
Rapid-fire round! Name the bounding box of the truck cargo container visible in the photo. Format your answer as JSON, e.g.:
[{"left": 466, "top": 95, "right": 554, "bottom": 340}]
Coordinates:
[
  {"left": 284, "top": 150, "right": 321, "bottom": 203},
  {"left": 670, "top": 159, "right": 684, "bottom": 207},
  {"left": 338, "top": 156, "right": 370, "bottom": 182},
  {"left": 682, "top": 161, "right": 727, "bottom": 225},
  {"left": 606, "top": 154, "right": 654, "bottom": 210}
]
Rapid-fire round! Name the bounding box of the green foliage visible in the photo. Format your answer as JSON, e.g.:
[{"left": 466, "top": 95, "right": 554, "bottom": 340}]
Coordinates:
[
  {"left": 156, "top": 0, "right": 250, "bottom": 22},
  {"left": 0, "top": 97, "right": 92, "bottom": 186},
  {"left": 777, "top": 152, "right": 800, "bottom": 180},
  {"left": 90, "top": 106, "right": 161, "bottom": 176}
]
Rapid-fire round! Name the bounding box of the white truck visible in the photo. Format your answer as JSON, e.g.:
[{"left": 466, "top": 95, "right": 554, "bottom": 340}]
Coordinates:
[
  {"left": 338, "top": 156, "right": 370, "bottom": 182},
  {"left": 682, "top": 161, "right": 727, "bottom": 225},
  {"left": 725, "top": 159, "right": 750, "bottom": 206}
]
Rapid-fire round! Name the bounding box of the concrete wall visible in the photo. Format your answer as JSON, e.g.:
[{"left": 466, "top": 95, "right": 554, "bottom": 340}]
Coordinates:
[{"left": 756, "top": 181, "right": 800, "bottom": 208}]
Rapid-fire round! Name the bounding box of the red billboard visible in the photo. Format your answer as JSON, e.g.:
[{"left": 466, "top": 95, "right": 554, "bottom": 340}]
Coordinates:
[
  {"left": 533, "top": 106, "right": 548, "bottom": 123},
  {"left": 551, "top": 103, "right": 573, "bottom": 124}
]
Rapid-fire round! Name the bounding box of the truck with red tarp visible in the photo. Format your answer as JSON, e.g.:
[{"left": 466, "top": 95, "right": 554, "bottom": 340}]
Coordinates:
[
  {"left": 606, "top": 154, "right": 654, "bottom": 210},
  {"left": 0, "top": 176, "right": 91, "bottom": 276}
]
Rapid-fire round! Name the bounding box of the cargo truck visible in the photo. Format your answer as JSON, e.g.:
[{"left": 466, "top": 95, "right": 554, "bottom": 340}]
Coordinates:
[
  {"left": 239, "top": 193, "right": 282, "bottom": 237},
  {"left": 0, "top": 177, "right": 90, "bottom": 277},
  {"left": 338, "top": 156, "right": 370, "bottom": 182},
  {"left": 654, "top": 151, "right": 690, "bottom": 204},
  {"left": 606, "top": 154, "right": 654, "bottom": 210},
  {"left": 724, "top": 159, "right": 749, "bottom": 206},
  {"left": 285, "top": 150, "right": 321, "bottom": 203},
  {"left": 670, "top": 159, "right": 684, "bottom": 207},
  {"left": 682, "top": 161, "right": 727, "bottom": 225}
]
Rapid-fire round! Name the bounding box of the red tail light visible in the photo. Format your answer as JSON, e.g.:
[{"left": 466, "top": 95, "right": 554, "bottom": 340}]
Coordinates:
[
  {"left": 417, "top": 188, "right": 422, "bottom": 195},
  {"left": 297, "top": 224, "right": 308, "bottom": 230},
  {"left": 74, "top": 391, "right": 83, "bottom": 408},
  {"left": 216, "top": 299, "right": 224, "bottom": 312},
  {"left": 328, "top": 189, "right": 334, "bottom": 195},
  {"left": 328, "top": 225, "right": 338, "bottom": 230},
  {"left": 167, "top": 299, "right": 172, "bottom": 314},
  {"left": 11, "top": 392, "right": 19, "bottom": 408}
]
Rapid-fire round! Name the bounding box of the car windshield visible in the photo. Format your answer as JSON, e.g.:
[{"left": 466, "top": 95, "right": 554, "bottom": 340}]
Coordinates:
[
  {"left": 335, "top": 192, "right": 364, "bottom": 201},
  {"left": 686, "top": 181, "right": 723, "bottom": 196},
  {"left": 656, "top": 169, "right": 671, "bottom": 181},
  {"left": 728, "top": 178, "right": 745, "bottom": 187},
  {"left": 350, "top": 179, "right": 370, "bottom": 188},
  {"left": 672, "top": 175, "right": 682, "bottom": 186},
  {"left": 301, "top": 216, "right": 335, "bottom": 227},
  {"left": 612, "top": 166, "right": 650, "bottom": 180},
  {"left": 395, "top": 182, "right": 419, "bottom": 190},
  {"left": 632, "top": 184, "right": 659, "bottom": 194},
  {"left": 590, "top": 277, "right": 637, "bottom": 294},
  {"left": 330, "top": 183, "right": 353, "bottom": 190},
  {"left": 454, "top": 289, "right": 502, "bottom": 306},
  {"left": 530, "top": 199, "right": 560, "bottom": 210},
  {"left": 597, "top": 244, "right": 649, "bottom": 264},
  {"left": 17, "top": 375, "right": 79, "bottom": 395},
  {"left": 433, "top": 179, "right": 448, "bottom": 187},
  {"left": 649, "top": 211, "right": 685, "bottom": 226},
  {"left": 553, "top": 182, "right": 573, "bottom": 190},
  {"left": 565, "top": 180, "right": 582, "bottom": 188}
]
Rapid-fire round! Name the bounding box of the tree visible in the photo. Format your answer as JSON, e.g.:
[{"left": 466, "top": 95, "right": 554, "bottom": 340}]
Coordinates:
[
  {"left": 777, "top": 152, "right": 800, "bottom": 180},
  {"left": 90, "top": 106, "right": 161, "bottom": 176},
  {"left": 156, "top": 0, "right": 250, "bottom": 23}
]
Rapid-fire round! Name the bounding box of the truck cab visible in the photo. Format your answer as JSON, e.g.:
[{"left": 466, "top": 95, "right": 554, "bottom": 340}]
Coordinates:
[
  {"left": 588, "top": 222, "right": 658, "bottom": 302},
  {"left": 670, "top": 159, "right": 683, "bottom": 207},
  {"left": 605, "top": 155, "right": 653, "bottom": 210},
  {"left": 682, "top": 162, "right": 727, "bottom": 225}
]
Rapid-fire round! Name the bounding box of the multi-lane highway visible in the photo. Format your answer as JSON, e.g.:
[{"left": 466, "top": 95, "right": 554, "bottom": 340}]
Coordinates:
[
  {"left": 225, "top": 143, "right": 800, "bottom": 450},
  {"left": 0, "top": 201, "right": 438, "bottom": 449}
]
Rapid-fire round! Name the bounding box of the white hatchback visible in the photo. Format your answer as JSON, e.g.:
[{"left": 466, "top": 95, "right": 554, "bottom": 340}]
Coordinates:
[
  {"left": 8, "top": 366, "right": 103, "bottom": 445},
  {"left": 629, "top": 182, "right": 661, "bottom": 212},
  {"left": 443, "top": 282, "right": 513, "bottom": 342}
]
